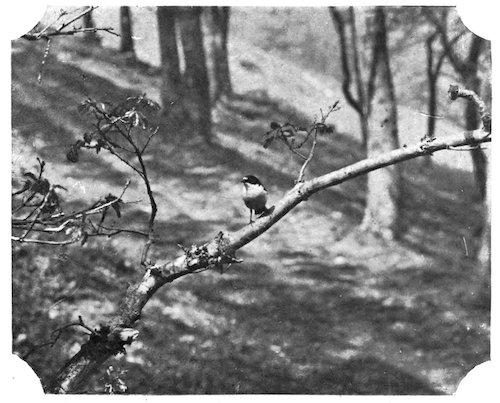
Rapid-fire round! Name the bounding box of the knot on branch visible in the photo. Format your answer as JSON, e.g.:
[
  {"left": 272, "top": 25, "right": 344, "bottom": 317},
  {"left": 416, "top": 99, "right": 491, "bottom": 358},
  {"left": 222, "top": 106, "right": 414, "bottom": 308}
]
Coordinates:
[
  {"left": 82, "top": 325, "right": 139, "bottom": 357},
  {"left": 175, "top": 232, "right": 242, "bottom": 276},
  {"left": 419, "top": 135, "right": 436, "bottom": 154}
]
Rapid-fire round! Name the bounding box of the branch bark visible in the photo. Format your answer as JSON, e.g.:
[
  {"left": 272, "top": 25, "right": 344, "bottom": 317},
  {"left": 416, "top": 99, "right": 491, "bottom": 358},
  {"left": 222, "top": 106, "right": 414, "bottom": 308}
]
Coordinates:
[{"left": 48, "top": 127, "right": 490, "bottom": 393}]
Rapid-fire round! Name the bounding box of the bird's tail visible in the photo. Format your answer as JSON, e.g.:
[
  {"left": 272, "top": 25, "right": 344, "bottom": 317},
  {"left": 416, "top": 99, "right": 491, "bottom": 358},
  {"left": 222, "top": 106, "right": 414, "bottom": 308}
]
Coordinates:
[{"left": 256, "top": 205, "right": 275, "bottom": 217}]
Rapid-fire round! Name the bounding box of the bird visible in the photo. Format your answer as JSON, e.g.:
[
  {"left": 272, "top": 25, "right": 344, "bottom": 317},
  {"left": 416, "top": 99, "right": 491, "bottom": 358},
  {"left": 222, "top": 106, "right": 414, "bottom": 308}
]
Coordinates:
[{"left": 241, "top": 175, "right": 273, "bottom": 224}]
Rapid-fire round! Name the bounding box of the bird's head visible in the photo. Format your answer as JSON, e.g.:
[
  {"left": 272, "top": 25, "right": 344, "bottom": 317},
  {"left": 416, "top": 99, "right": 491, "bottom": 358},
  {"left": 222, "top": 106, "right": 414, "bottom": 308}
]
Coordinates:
[{"left": 241, "top": 175, "right": 263, "bottom": 188}]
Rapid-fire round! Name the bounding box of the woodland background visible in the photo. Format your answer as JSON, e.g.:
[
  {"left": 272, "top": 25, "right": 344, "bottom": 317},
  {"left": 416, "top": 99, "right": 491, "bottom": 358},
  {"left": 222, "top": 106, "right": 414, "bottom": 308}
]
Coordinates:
[{"left": 11, "top": 6, "right": 491, "bottom": 394}]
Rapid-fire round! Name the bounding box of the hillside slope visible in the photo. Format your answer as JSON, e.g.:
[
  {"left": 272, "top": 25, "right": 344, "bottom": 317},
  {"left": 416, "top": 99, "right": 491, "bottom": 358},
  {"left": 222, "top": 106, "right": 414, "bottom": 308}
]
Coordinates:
[{"left": 11, "top": 26, "right": 488, "bottom": 395}]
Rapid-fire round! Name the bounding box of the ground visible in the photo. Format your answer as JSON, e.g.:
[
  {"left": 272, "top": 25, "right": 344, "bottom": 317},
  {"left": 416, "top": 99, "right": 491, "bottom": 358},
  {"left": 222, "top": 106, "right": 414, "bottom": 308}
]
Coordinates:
[{"left": 11, "top": 7, "right": 489, "bottom": 395}]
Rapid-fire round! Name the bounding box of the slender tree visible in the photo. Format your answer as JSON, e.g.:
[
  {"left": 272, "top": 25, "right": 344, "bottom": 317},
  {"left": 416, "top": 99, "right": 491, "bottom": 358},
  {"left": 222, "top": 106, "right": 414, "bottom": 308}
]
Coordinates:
[
  {"left": 157, "top": 7, "right": 186, "bottom": 120},
  {"left": 119, "top": 6, "right": 135, "bottom": 58},
  {"left": 426, "top": 10, "right": 489, "bottom": 199},
  {"left": 205, "top": 6, "right": 232, "bottom": 101},
  {"left": 360, "top": 7, "right": 401, "bottom": 240},
  {"left": 425, "top": 9, "right": 491, "bottom": 299},
  {"left": 329, "top": 7, "right": 369, "bottom": 151},
  {"left": 82, "top": 7, "right": 101, "bottom": 44},
  {"left": 177, "top": 7, "right": 212, "bottom": 142}
]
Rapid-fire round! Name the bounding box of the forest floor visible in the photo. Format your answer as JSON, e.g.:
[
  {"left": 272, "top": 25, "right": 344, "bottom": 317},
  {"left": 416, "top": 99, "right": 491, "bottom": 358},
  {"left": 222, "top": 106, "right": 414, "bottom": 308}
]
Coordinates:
[{"left": 11, "top": 30, "right": 489, "bottom": 395}]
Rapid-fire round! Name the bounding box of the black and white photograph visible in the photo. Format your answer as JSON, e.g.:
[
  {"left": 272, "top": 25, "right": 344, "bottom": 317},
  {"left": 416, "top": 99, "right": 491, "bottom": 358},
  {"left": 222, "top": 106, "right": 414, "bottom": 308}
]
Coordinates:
[{"left": 8, "top": 2, "right": 494, "bottom": 396}]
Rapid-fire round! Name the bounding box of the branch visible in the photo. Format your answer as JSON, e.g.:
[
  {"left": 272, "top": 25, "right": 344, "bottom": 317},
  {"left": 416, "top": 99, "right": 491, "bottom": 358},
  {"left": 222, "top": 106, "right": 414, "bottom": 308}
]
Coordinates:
[
  {"left": 423, "top": 8, "right": 468, "bottom": 74},
  {"left": 448, "top": 85, "right": 491, "bottom": 133},
  {"left": 12, "top": 181, "right": 131, "bottom": 245},
  {"left": 48, "top": 127, "right": 490, "bottom": 393},
  {"left": 21, "top": 7, "right": 118, "bottom": 41},
  {"left": 23, "top": 316, "right": 95, "bottom": 360},
  {"left": 296, "top": 105, "right": 338, "bottom": 182}
]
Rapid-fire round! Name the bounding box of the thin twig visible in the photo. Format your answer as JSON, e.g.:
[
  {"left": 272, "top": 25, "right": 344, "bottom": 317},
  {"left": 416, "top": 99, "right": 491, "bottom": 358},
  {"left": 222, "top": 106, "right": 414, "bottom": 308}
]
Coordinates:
[
  {"left": 22, "top": 6, "right": 118, "bottom": 41},
  {"left": 22, "top": 315, "right": 94, "bottom": 360},
  {"left": 297, "top": 130, "right": 318, "bottom": 183},
  {"left": 12, "top": 180, "right": 131, "bottom": 227},
  {"left": 296, "top": 104, "right": 339, "bottom": 182},
  {"left": 93, "top": 224, "right": 149, "bottom": 238},
  {"left": 141, "top": 127, "right": 160, "bottom": 155},
  {"left": 19, "top": 185, "right": 54, "bottom": 240},
  {"left": 11, "top": 236, "right": 79, "bottom": 246},
  {"left": 57, "top": 7, "right": 96, "bottom": 33}
]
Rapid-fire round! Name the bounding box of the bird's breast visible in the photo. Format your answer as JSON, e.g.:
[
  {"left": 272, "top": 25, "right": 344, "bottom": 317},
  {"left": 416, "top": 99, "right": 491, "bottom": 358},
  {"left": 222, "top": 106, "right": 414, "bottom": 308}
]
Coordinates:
[{"left": 242, "top": 185, "right": 267, "bottom": 211}]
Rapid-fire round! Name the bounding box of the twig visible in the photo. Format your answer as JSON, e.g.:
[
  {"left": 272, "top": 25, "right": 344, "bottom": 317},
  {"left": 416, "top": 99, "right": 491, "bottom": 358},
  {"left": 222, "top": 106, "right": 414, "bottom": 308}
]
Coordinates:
[
  {"left": 19, "top": 185, "right": 54, "bottom": 240},
  {"left": 297, "top": 131, "right": 318, "bottom": 183},
  {"left": 141, "top": 127, "right": 160, "bottom": 155},
  {"left": 296, "top": 104, "right": 338, "bottom": 183},
  {"left": 92, "top": 224, "right": 148, "bottom": 238},
  {"left": 22, "top": 7, "right": 118, "bottom": 41},
  {"left": 12, "top": 180, "right": 131, "bottom": 227},
  {"left": 22, "top": 315, "right": 95, "bottom": 360},
  {"left": 11, "top": 236, "right": 80, "bottom": 246}
]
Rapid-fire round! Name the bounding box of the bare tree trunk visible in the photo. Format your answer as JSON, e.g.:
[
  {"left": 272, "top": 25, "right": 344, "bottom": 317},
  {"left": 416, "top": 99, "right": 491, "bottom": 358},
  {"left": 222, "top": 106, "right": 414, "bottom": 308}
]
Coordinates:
[
  {"left": 463, "top": 36, "right": 487, "bottom": 200},
  {"left": 205, "top": 6, "right": 232, "bottom": 101},
  {"left": 177, "top": 7, "right": 212, "bottom": 143},
  {"left": 423, "top": 31, "right": 446, "bottom": 166},
  {"left": 473, "top": 152, "right": 490, "bottom": 304},
  {"left": 360, "top": 7, "right": 401, "bottom": 240},
  {"left": 219, "top": 7, "right": 232, "bottom": 95},
  {"left": 119, "top": 6, "right": 135, "bottom": 58},
  {"left": 157, "top": 7, "right": 186, "bottom": 120},
  {"left": 82, "top": 8, "right": 100, "bottom": 44},
  {"left": 460, "top": 38, "right": 490, "bottom": 301}
]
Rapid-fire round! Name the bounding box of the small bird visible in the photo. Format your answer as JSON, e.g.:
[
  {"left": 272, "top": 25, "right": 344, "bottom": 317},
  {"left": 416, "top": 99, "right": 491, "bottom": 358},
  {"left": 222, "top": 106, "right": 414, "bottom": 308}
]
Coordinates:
[{"left": 241, "top": 175, "right": 273, "bottom": 224}]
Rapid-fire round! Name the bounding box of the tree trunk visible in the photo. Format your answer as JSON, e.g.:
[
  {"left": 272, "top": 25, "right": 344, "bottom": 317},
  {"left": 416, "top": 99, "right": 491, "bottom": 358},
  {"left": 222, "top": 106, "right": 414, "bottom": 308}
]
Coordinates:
[
  {"left": 119, "top": 6, "right": 135, "bottom": 57},
  {"left": 472, "top": 151, "right": 490, "bottom": 304},
  {"left": 360, "top": 7, "right": 401, "bottom": 240},
  {"left": 219, "top": 7, "right": 232, "bottom": 95},
  {"left": 465, "top": 72, "right": 487, "bottom": 199},
  {"left": 177, "top": 7, "right": 212, "bottom": 142},
  {"left": 423, "top": 35, "right": 438, "bottom": 167},
  {"left": 330, "top": 7, "right": 369, "bottom": 152},
  {"left": 205, "top": 7, "right": 232, "bottom": 101},
  {"left": 459, "top": 35, "right": 487, "bottom": 200},
  {"left": 82, "top": 8, "right": 100, "bottom": 44},
  {"left": 157, "top": 7, "right": 186, "bottom": 120}
]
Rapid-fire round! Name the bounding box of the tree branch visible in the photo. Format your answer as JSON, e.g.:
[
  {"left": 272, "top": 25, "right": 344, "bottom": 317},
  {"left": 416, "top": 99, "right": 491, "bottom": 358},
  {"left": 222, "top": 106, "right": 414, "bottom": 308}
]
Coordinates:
[
  {"left": 22, "top": 6, "right": 118, "bottom": 41},
  {"left": 448, "top": 85, "right": 491, "bottom": 133},
  {"left": 48, "top": 127, "right": 490, "bottom": 393}
]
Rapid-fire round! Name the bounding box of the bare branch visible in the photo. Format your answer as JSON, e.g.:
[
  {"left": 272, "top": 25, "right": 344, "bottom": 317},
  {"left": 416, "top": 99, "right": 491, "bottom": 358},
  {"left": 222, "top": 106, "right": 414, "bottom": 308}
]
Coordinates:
[
  {"left": 48, "top": 127, "right": 490, "bottom": 393},
  {"left": 22, "top": 7, "right": 118, "bottom": 41},
  {"left": 11, "top": 237, "right": 80, "bottom": 246},
  {"left": 19, "top": 185, "right": 55, "bottom": 240},
  {"left": 297, "top": 103, "right": 339, "bottom": 182},
  {"left": 296, "top": 131, "right": 318, "bottom": 183},
  {"left": 448, "top": 85, "right": 491, "bottom": 133},
  {"left": 22, "top": 316, "right": 95, "bottom": 360}
]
